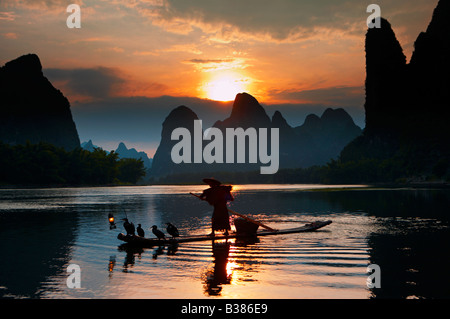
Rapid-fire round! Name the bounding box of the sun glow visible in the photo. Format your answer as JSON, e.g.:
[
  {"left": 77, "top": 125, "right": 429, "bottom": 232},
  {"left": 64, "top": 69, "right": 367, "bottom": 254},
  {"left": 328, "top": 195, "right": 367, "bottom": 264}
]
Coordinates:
[{"left": 203, "top": 72, "right": 247, "bottom": 102}]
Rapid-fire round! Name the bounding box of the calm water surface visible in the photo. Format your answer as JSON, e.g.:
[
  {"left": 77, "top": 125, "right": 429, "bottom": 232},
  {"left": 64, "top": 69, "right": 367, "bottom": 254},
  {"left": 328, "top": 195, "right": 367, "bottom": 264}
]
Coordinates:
[{"left": 0, "top": 184, "right": 449, "bottom": 299}]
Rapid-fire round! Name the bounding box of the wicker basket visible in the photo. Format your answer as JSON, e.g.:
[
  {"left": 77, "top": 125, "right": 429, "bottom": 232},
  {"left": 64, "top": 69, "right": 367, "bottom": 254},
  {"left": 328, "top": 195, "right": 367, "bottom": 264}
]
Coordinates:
[{"left": 234, "top": 217, "right": 259, "bottom": 235}]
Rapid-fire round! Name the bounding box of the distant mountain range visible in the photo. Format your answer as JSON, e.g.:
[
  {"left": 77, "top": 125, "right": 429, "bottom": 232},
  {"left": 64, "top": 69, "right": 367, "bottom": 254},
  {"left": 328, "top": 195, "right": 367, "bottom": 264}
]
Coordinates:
[
  {"left": 150, "top": 92, "right": 362, "bottom": 178},
  {"left": 115, "top": 142, "right": 152, "bottom": 169},
  {"left": 80, "top": 140, "right": 99, "bottom": 152},
  {"left": 81, "top": 140, "right": 152, "bottom": 169},
  {"left": 0, "top": 53, "right": 362, "bottom": 181},
  {"left": 0, "top": 54, "right": 80, "bottom": 150}
]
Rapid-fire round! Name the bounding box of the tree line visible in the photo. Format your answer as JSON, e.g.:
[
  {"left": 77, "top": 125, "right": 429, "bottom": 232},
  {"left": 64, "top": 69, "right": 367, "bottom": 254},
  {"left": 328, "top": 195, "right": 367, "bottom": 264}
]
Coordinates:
[
  {"left": 0, "top": 142, "right": 146, "bottom": 186},
  {"left": 151, "top": 153, "right": 448, "bottom": 185},
  {"left": 1, "top": 139, "right": 447, "bottom": 187}
]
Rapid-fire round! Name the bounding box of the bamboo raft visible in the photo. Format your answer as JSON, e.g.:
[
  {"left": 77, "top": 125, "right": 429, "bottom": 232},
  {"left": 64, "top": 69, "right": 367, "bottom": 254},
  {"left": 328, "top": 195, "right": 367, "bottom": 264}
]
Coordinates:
[{"left": 117, "top": 220, "right": 332, "bottom": 247}]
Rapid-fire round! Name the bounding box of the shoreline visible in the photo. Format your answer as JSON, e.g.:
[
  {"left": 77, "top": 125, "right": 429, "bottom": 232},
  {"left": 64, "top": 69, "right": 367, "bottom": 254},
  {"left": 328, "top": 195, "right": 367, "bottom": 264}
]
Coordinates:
[{"left": 1, "top": 181, "right": 449, "bottom": 191}]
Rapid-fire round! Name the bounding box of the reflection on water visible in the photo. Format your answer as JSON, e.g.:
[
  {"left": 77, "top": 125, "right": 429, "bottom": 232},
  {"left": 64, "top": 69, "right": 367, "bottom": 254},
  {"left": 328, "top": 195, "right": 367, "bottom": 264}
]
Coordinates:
[
  {"left": 0, "top": 185, "right": 449, "bottom": 299},
  {"left": 203, "top": 241, "right": 232, "bottom": 296}
]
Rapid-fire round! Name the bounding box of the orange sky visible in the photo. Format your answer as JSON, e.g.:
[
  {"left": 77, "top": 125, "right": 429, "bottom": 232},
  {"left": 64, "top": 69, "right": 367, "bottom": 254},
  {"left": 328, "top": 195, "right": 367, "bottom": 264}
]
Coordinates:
[{"left": 0, "top": 0, "right": 439, "bottom": 154}]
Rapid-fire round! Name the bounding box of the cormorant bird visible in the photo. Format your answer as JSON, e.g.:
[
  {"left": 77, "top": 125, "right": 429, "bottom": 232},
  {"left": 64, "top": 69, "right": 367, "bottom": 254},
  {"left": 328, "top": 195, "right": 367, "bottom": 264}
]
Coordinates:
[
  {"left": 166, "top": 223, "right": 179, "bottom": 239},
  {"left": 151, "top": 225, "right": 165, "bottom": 240},
  {"left": 137, "top": 224, "right": 145, "bottom": 237},
  {"left": 122, "top": 218, "right": 135, "bottom": 236}
]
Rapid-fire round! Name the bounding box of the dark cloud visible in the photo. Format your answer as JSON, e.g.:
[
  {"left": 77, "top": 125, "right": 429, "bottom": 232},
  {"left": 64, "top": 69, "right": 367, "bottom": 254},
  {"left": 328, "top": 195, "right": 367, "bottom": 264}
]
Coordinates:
[
  {"left": 1, "top": 0, "right": 71, "bottom": 10},
  {"left": 274, "top": 86, "right": 365, "bottom": 106},
  {"left": 148, "top": 0, "right": 358, "bottom": 40},
  {"left": 44, "top": 67, "right": 125, "bottom": 100},
  {"left": 136, "top": 0, "right": 437, "bottom": 43}
]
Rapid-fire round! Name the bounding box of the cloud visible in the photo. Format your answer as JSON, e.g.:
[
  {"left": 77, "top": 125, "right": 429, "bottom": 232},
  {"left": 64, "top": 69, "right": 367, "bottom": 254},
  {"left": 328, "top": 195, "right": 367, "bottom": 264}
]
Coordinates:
[
  {"left": 185, "top": 58, "right": 234, "bottom": 64},
  {"left": 44, "top": 67, "right": 125, "bottom": 100},
  {"left": 133, "top": 51, "right": 160, "bottom": 56},
  {"left": 44, "top": 66, "right": 170, "bottom": 101},
  {"left": 130, "top": 0, "right": 437, "bottom": 45},
  {"left": 3, "top": 32, "right": 18, "bottom": 39},
  {"left": 273, "top": 86, "right": 365, "bottom": 106},
  {"left": 133, "top": 43, "right": 203, "bottom": 57},
  {"left": 1, "top": 0, "right": 82, "bottom": 9},
  {"left": 69, "top": 37, "right": 112, "bottom": 44},
  {"left": 133, "top": 0, "right": 367, "bottom": 42},
  {"left": 162, "top": 43, "right": 203, "bottom": 55},
  {"left": 2, "top": 0, "right": 438, "bottom": 46},
  {"left": 0, "top": 11, "right": 16, "bottom": 21},
  {"left": 94, "top": 47, "right": 125, "bottom": 53},
  {"left": 183, "top": 57, "right": 249, "bottom": 73}
]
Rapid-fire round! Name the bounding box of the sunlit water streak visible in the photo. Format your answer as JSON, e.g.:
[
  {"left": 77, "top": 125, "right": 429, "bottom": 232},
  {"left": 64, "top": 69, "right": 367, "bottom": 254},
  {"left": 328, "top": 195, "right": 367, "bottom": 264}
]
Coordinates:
[{"left": 0, "top": 185, "right": 449, "bottom": 299}]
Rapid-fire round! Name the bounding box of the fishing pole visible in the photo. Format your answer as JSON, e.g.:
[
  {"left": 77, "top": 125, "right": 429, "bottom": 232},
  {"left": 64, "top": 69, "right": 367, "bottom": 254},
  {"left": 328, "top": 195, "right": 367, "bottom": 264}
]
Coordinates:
[{"left": 121, "top": 208, "right": 129, "bottom": 220}]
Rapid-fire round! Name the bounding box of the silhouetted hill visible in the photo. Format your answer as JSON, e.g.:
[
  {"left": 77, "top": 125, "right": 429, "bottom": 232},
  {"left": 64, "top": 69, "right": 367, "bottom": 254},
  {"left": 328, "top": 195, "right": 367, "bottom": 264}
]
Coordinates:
[
  {"left": 272, "top": 110, "right": 313, "bottom": 168},
  {"left": 81, "top": 140, "right": 99, "bottom": 152},
  {"left": 81, "top": 140, "right": 152, "bottom": 169},
  {"left": 150, "top": 93, "right": 362, "bottom": 179},
  {"left": 364, "top": 18, "right": 407, "bottom": 137},
  {"left": 150, "top": 105, "right": 201, "bottom": 177},
  {"left": 214, "top": 93, "right": 272, "bottom": 129},
  {"left": 295, "top": 108, "right": 362, "bottom": 166},
  {"left": 0, "top": 54, "right": 80, "bottom": 150},
  {"left": 211, "top": 93, "right": 273, "bottom": 172},
  {"left": 116, "top": 142, "right": 152, "bottom": 168},
  {"left": 340, "top": 0, "right": 450, "bottom": 182}
]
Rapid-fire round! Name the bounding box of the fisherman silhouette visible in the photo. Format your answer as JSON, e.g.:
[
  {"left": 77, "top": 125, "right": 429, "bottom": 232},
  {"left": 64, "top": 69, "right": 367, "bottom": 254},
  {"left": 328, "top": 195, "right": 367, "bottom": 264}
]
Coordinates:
[{"left": 198, "top": 178, "right": 233, "bottom": 237}]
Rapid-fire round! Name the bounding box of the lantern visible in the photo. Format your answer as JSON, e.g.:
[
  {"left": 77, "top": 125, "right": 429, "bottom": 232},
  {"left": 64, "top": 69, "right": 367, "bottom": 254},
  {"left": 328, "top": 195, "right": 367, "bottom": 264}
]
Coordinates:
[{"left": 108, "top": 213, "right": 116, "bottom": 229}]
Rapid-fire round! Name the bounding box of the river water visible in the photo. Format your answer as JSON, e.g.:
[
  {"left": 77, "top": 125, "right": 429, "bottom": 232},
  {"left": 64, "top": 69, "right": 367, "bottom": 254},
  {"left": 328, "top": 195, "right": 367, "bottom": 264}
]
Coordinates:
[{"left": 0, "top": 184, "right": 449, "bottom": 299}]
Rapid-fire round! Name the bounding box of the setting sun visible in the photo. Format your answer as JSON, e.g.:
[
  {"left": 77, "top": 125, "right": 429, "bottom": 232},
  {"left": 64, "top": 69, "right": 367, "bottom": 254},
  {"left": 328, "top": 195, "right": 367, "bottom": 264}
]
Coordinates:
[{"left": 203, "top": 72, "right": 247, "bottom": 101}]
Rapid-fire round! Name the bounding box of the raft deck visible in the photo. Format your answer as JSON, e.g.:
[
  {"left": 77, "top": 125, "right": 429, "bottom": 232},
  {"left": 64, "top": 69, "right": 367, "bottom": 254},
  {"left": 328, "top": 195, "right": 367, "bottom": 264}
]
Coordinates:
[{"left": 117, "top": 220, "right": 332, "bottom": 247}]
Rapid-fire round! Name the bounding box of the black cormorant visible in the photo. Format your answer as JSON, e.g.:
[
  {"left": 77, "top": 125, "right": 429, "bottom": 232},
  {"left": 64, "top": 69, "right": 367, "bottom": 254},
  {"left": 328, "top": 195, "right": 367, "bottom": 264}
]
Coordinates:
[
  {"left": 137, "top": 224, "right": 145, "bottom": 237},
  {"left": 151, "top": 225, "right": 166, "bottom": 240},
  {"left": 122, "top": 218, "right": 135, "bottom": 236},
  {"left": 166, "top": 223, "right": 179, "bottom": 239}
]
